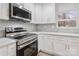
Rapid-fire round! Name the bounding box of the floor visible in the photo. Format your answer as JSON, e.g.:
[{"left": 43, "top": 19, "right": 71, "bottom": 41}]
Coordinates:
[
  {"left": 37, "top": 50, "right": 60, "bottom": 56},
  {"left": 37, "top": 51, "right": 51, "bottom": 56}
]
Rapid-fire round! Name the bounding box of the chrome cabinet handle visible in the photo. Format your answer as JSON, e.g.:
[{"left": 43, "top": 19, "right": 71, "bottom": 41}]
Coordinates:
[
  {"left": 65, "top": 44, "right": 67, "bottom": 49},
  {"left": 65, "top": 44, "right": 70, "bottom": 50},
  {"left": 68, "top": 45, "right": 70, "bottom": 49}
]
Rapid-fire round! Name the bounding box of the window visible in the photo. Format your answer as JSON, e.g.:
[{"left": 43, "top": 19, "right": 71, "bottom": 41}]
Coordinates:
[{"left": 57, "top": 10, "right": 76, "bottom": 28}]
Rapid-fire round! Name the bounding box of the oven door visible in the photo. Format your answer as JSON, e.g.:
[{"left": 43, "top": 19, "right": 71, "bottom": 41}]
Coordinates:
[{"left": 17, "top": 40, "right": 38, "bottom": 56}]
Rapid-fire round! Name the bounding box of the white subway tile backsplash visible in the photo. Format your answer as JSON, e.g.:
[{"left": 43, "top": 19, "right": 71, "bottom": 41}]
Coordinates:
[{"left": 36, "top": 24, "right": 57, "bottom": 32}]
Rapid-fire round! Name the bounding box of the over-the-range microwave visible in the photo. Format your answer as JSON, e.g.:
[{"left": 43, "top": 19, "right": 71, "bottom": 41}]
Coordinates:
[{"left": 9, "top": 3, "right": 31, "bottom": 21}]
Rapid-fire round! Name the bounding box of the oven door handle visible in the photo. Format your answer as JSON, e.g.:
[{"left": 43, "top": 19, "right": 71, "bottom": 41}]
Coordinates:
[{"left": 18, "top": 39, "right": 37, "bottom": 50}]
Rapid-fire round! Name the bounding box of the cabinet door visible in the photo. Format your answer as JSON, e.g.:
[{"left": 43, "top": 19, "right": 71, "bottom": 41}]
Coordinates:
[
  {"left": 54, "top": 40, "right": 66, "bottom": 55},
  {"left": 69, "top": 43, "right": 79, "bottom": 56},
  {"left": 68, "top": 37, "right": 79, "bottom": 56},
  {"left": 38, "top": 35, "right": 45, "bottom": 52},
  {"left": 0, "top": 3, "right": 9, "bottom": 20},
  {"left": 43, "top": 35, "right": 54, "bottom": 53},
  {"left": 53, "top": 36, "right": 67, "bottom": 56},
  {"left": 24, "top": 3, "right": 33, "bottom": 11},
  {"left": 31, "top": 3, "right": 55, "bottom": 24},
  {"left": 43, "top": 3, "right": 55, "bottom": 23},
  {"left": 0, "top": 4, "right": 2, "bottom": 19},
  {"left": 8, "top": 43, "right": 16, "bottom": 56},
  {"left": 0, "top": 46, "right": 8, "bottom": 56},
  {"left": 38, "top": 35, "right": 54, "bottom": 54},
  {"left": 31, "top": 4, "right": 42, "bottom": 23},
  {"left": 34, "top": 5, "right": 42, "bottom": 23},
  {"left": 31, "top": 4, "right": 43, "bottom": 24}
]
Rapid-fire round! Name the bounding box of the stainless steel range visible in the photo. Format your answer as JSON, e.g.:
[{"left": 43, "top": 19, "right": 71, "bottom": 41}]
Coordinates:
[{"left": 5, "top": 27, "right": 38, "bottom": 56}]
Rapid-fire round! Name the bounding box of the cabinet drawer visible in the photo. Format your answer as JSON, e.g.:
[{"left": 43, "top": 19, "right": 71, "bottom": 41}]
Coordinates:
[
  {"left": 54, "top": 37, "right": 68, "bottom": 44},
  {"left": 8, "top": 43, "right": 16, "bottom": 56},
  {"left": 55, "top": 36, "right": 65, "bottom": 40},
  {"left": 67, "top": 37, "right": 79, "bottom": 43}
]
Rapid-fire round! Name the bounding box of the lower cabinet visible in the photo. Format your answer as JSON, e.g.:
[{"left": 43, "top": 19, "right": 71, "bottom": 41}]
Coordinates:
[
  {"left": 54, "top": 36, "right": 79, "bottom": 56},
  {"left": 68, "top": 43, "right": 79, "bottom": 56},
  {"left": 0, "top": 43, "right": 16, "bottom": 56},
  {"left": 38, "top": 34, "right": 79, "bottom": 56},
  {"left": 43, "top": 35, "right": 54, "bottom": 53},
  {"left": 0, "top": 47, "right": 8, "bottom": 56},
  {"left": 67, "top": 37, "right": 79, "bottom": 56},
  {"left": 8, "top": 43, "right": 16, "bottom": 56},
  {"left": 54, "top": 39, "right": 67, "bottom": 55},
  {"left": 38, "top": 35, "right": 54, "bottom": 54},
  {"left": 38, "top": 35, "right": 44, "bottom": 51}
]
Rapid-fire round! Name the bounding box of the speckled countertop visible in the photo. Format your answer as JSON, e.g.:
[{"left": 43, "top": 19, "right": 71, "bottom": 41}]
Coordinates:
[
  {"left": 29, "top": 32, "right": 79, "bottom": 37},
  {"left": 0, "top": 38, "right": 16, "bottom": 47}
]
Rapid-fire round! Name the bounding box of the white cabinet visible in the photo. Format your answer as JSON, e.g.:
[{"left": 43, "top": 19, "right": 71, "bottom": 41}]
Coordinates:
[
  {"left": 0, "top": 43, "right": 16, "bottom": 56},
  {"left": 31, "top": 3, "right": 55, "bottom": 24},
  {"left": 31, "top": 4, "right": 42, "bottom": 23},
  {"left": 67, "top": 37, "right": 79, "bottom": 56},
  {"left": 8, "top": 43, "right": 16, "bottom": 56},
  {"left": 24, "top": 3, "right": 34, "bottom": 12},
  {"left": 0, "top": 47, "right": 8, "bottom": 56},
  {"left": 42, "top": 4, "right": 55, "bottom": 23},
  {"left": 68, "top": 42, "right": 79, "bottom": 56},
  {"left": 54, "top": 36, "right": 79, "bottom": 56},
  {"left": 38, "top": 35, "right": 45, "bottom": 51},
  {"left": 53, "top": 36, "right": 79, "bottom": 56},
  {"left": 38, "top": 34, "right": 54, "bottom": 54},
  {"left": 54, "top": 40, "right": 66, "bottom": 55},
  {"left": 54, "top": 39, "right": 65, "bottom": 55},
  {"left": 38, "top": 34, "right": 79, "bottom": 56},
  {"left": 0, "top": 3, "right": 9, "bottom": 20}
]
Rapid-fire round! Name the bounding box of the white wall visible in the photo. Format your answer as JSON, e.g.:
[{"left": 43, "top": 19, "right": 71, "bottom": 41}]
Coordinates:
[{"left": 0, "top": 20, "right": 36, "bottom": 37}]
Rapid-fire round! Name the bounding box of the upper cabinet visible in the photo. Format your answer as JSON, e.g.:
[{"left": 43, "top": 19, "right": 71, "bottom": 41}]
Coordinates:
[
  {"left": 31, "top": 4, "right": 42, "bottom": 23},
  {"left": 31, "top": 3, "right": 56, "bottom": 24},
  {"left": 24, "top": 3, "right": 34, "bottom": 12},
  {"left": 0, "top": 3, "right": 9, "bottom": 20},
  {"left": 43, "top": 4, "right": 55, "bottom": 23}
]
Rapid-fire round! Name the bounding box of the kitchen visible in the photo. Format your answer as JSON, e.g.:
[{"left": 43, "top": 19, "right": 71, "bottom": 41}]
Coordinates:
[{"left": 0, "top": 3, "right": 79, "bottom": 56}]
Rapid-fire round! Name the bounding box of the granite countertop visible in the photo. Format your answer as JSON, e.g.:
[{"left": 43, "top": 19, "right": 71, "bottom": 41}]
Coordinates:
[
  {"left": 0, "top": 38, "right": 16, "bottom": 47},
  {"left": 29, "top": 32, "right": 79, "bottom": 37}
]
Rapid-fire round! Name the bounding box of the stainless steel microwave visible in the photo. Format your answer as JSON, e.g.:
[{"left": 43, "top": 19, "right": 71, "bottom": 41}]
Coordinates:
[{"left": 9, "top": 3, "right": 31, "bottom": 21}]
